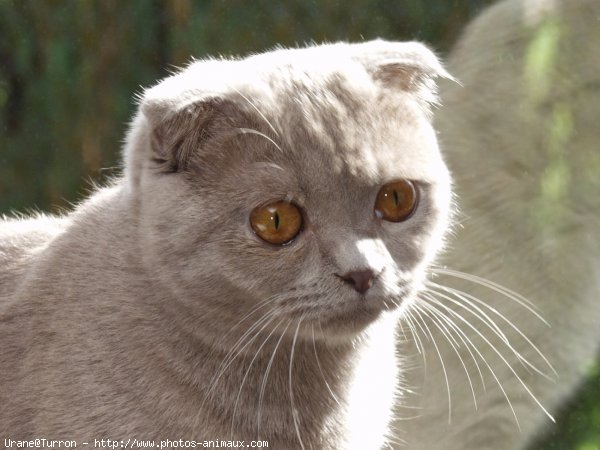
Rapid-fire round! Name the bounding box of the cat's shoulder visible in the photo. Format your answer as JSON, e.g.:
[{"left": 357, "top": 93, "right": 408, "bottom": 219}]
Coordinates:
[
  {"left": 0, "top": 214, "right": 69, "bottom": 298},
  {"left": 0, "top": 213, "right": 68, "bottom": 257}
]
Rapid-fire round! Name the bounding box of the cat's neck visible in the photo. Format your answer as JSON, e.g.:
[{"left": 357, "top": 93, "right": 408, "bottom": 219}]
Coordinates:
[
  {"left": 149, "top": 306, "right": 399, "bottom": 448},
  {"left": 118, "top": 265, "right": 399, "bottom": 448}
]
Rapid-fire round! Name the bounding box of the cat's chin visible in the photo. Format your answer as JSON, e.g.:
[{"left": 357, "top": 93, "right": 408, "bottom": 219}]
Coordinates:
[
  {"left": 316, "top": 308, "right": 384, "bottom": 339},
  {"left": 305, "top": 295, "right": 408, "bottom": 342}
]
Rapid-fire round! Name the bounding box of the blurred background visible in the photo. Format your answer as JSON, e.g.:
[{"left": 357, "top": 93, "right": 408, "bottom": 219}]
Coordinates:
[
  {"left": 0, "top": 0, "right": 493, "bottom": 214},
  {"left": 0, "top": 1, "right": 597, "bottom": 448}
]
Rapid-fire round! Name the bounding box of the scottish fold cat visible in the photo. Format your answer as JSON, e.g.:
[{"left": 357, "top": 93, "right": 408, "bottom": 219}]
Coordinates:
[
  {"left": 0, "top": 40, "right": 452, "bottom": 449},
  {"left": 4, "top": 8, "right": 597, "bottom": 446}
]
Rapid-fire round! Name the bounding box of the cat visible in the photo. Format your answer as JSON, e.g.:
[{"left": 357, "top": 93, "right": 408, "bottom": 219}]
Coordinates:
[
  {"left": 0, "top": 40, "right": 453, "bottom": 449},
  {"left": 396, "top": 0, "right": 600, "bottom": 448}
]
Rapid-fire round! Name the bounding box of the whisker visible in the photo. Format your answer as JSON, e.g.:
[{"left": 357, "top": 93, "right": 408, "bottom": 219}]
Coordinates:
[
  {"left": 397, "top": 317, "right": 410, "bottom": 344},
  {"left": 409, "top": 307, "right": 452, "bottom": 424},
  {"left": 217, "top": 308, "right": 275, "bottom": 375},
  {"left": 230, "top": 317, "right": 284, "bottom": 439},
  {"left": 425, "top": 285, "right": 554, "bottom": 381},
  {"left": 289, "top": 318, "right": 306, "bottom": 450},
  {"left": 236, "top": 128, "right": 283, "bottom": 152},
  {"left": 424, "top": 297, "right": 555, "bottom": 423},
  {"left": 420, "top": 292, "right": 486, "bottom": 391},
  {"left": 402, "top": 309, "right": 426, "bottom": 358},
  {"left": 204, "top": 309, "right": 278, "bottom": 404},
  {"left": 218, "top": 296, "right": 278, "bottom": 346},
  {"left": 420, "top": 299, "right": 520, "bottom": 428},
  {"left": 231, "top": 86, "right": 281, "bottom": 138},
  {"left": 311, "top": 325, "right": 342, "bottom": 407},
  {"left": 427, "top": 281, "right": 557, "bottom": 378},
  {"left": 414, "top": 302, "right": 478, "bottom": 410},
  {"left": 430, "top": 267, "right": 547, "bottom": 324},
  {"left": 427, "top": 282, "right": 509, "bottom": 344},
  {"left": 257, "top": 320, "right": 291, "bottom": 439}
]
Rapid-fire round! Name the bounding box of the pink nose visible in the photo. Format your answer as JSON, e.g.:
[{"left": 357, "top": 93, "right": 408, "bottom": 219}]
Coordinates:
[{"left": 339, "top": 270, "right": 375, "bottom": 294}]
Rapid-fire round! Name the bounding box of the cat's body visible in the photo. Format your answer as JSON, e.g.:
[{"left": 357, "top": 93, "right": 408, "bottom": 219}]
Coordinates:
[
  {"left": 0, "top": 195, "right": 395, "bottom": 448},
  {"left": 398, "top": 0, "right": 600, "bottom": 448},
  {"left": 0, "top": 41, "right": 451, "bottom": 449}
]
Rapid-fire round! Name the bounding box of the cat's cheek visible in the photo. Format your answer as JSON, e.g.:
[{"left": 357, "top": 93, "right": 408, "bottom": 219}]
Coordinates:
[{"left": 218, "top": 235, "right": 311, "bottom": 296}]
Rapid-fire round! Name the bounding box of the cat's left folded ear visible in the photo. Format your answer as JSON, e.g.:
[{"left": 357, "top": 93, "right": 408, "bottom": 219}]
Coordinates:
[{"left": 136, "top": 61, "right": 242, "bottom": 173}]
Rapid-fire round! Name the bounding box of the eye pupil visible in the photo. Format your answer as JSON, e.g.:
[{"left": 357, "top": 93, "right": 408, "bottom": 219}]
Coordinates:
[
  {"left": 393, "top": 189, "right": 399, "bottom": 206},
  {"left": 274, "top": 212, "right": 280, "bottom": 230}
]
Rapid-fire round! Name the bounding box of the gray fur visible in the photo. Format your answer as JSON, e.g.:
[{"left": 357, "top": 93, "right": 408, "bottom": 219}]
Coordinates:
[
  {"left": 397, "top": 0, "right": 600, "bottom": 448},
  {"left": 0, "top": 40, "right": 451, "bottom": 449}
]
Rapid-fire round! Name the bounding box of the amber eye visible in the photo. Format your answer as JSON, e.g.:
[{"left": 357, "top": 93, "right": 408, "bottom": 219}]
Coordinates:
[
  {"left": 250, "top": 201, "right": 302, "bottom": 245},
  {"left": 374, "top": 180, "right": 418, "bottom": 222}
]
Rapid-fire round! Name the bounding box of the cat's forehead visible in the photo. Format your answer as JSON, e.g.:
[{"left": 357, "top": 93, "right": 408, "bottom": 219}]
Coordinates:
[
  {"left": 232, "top": 72, "right": 446, "bottom": 188},
  {"left": 283, "top": 84, "right": 441, "bottom": 182}
]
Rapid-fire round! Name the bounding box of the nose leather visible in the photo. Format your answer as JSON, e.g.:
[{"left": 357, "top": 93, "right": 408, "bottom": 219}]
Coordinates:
[{"left": 340, "top": 270, "right": 375, "bottom": 294}]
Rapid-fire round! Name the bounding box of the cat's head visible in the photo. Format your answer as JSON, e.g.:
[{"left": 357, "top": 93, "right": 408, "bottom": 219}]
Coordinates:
[{"left": 125, "top": 40, "right": 452, "bottom": 341}]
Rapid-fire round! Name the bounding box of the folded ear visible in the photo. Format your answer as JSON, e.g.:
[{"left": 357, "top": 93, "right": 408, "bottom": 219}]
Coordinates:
[
  {"left": 141, "top": 97, "right": 225, "bottom": 173},
  {"left": 356, "top": 40, "right": 453, "bottom": 106},
  {"left": 123, "top": 88, "right": 235, "bottom": 188}
]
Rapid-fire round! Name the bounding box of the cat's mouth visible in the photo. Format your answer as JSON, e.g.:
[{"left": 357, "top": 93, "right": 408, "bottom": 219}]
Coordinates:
[
  {"left": 316, "top": 303, "right": 386, "bottom": 336},
  {"left": 280, "top": 283, "right": 414, "bottom": 337}
]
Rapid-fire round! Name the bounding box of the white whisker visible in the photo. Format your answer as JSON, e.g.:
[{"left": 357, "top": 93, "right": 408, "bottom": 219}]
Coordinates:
[
  {"left": 427, "top": 282, "right": 509, "bottom": 344},
  {"left": 420, "top": 299, "right": 520, "bottom": 428},
  {"left": 230, "top": 318, "right": 284, "bottom": 439},
  {"left": 430, "top": 267, "right": 547, "bottom": 325},
  {"left": 257, "top": 320, "right": 291, "bottom": 439},
  {"left": 312, "top": 325, "right": 342, "bottom": 407},
  {"left": 204, "top": 309, "right": 278, "bottom": 405},
  {"left": 424, "top": 297, "right": 555, "bottom": 423},
  {"left": 236, "top": 128, "right": 283, "bottom": 152},
  {"left": 410, "top": 307, "right": 452, "bottom": 424},
  {"left": 427, "top": 280, "right": 557, "bottom": 378},
  {"left": 414, "top": 302, "right": 478, "bottom": 409},
  {"left": 402, "top": 309, "right": 426, "bottom": 359},
  {"left": 425, "top": 285, "right": 554, "bottom": 381},
  {"left": 231, "top": 86, "right": 281, "bottom": 138},
  {"left": 289, "top": 318, "right": 306, "bottom": 450},
  {"left": 218, "top": 296, "right": 278, "bottom": 346},
  {"left": 420, "top": 292, "right": 486, "bottom": 391}
]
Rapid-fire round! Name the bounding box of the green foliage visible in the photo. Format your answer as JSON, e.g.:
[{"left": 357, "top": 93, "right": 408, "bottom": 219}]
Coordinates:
[
  {"left": 531, "top": 361, "right": 600, "bottom": 449},
  {"left": 0, "top": 0, "right": 166, "bottom": 212},
  {"left": 0, "top": 0, "right": 493, "bottom": 213},
  {"left": 524, "top": 18, "right": 562, "bottom": 103}
]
